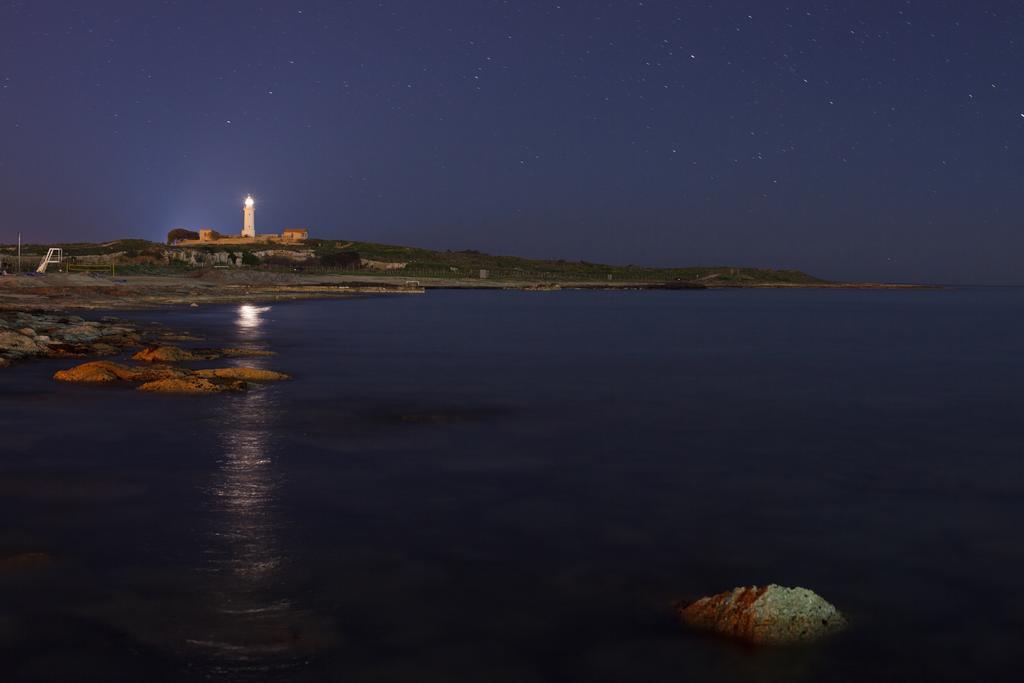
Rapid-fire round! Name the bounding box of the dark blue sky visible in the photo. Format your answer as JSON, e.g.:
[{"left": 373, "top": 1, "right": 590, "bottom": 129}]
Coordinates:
[{"left": 1, "top": 1, "right": 1022, "bottom": 283}]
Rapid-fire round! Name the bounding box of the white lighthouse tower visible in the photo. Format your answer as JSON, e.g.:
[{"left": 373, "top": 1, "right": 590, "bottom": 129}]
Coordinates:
[{"left": 242, "top": 195, "right": 255, "bottom": 238}]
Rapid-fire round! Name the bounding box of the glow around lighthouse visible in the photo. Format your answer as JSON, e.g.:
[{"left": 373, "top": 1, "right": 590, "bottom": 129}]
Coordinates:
[{"left": 168, "top": 194, "right": 308, "bottom": 245}]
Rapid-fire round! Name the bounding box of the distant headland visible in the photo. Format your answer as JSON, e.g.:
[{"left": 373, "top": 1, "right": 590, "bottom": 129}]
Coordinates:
[
  {"left": 0, "top": 196, "right": 926, "bottom": 310},
  {"left": 0, "top": 233, "right": 925, "bottom": 312}
]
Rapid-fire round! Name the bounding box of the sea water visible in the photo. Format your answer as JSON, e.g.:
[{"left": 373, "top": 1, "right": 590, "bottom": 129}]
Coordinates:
[{"left": 1, "top": 288, "right": 1022, "bottom": 681}]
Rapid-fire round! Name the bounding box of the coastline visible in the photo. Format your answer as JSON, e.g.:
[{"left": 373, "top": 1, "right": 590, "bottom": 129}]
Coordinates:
[
  {"left": 0, "top": 271, "right": 934, "bottom": 312},
  {"left": 0, "top": 272, "right": 933, "bottom": 369}
]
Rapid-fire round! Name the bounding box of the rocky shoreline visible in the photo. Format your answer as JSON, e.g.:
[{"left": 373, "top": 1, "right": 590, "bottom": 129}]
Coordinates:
[
  {"left": 0, "top": 271, "right": 426, "bottom": 313},
  {"left": 0, "top": 311, "right": 146, "bottom": 368},
  {"left": 0, "top": 270, "right": 932, "bottom": 313},
  {"left": 0, "top": 313, "right": 290, "bottom": 394}
]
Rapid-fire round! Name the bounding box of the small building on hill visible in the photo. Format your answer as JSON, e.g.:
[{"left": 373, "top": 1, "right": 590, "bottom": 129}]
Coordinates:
[{"left": 281, "top": 228, "right": 309, "bottom": 242}]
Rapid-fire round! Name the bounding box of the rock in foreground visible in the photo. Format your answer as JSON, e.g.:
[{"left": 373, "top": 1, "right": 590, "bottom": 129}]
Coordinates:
[
  {"left": 1, "top": 312, "right": 143, "bottom": 366},
  {"left": 676, "top": 584, "right": 846, "bottom": 645},
  {"left": 53, "top": 361, "right": 186, "bottom": 383},
  {"left": 54, "top": 360, "right": 289, "bottom": 394},
  {"left": 138, "top": 377, "right": 247, "bottom": 394}
]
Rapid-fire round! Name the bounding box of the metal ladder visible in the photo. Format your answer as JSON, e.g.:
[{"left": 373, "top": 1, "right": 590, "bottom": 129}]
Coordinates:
[{"left": 36, "top": 247, "right": 63, "bottom": 274}]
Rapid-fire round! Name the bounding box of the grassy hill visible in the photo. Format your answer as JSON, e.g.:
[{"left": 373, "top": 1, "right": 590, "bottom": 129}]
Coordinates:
[
  {"left": 0, "top": 237, "right": 826, "bottom": 284},
  {"left": 1, "top": 239, "right": 163, "bottom": 258},
  {"left": 309, "top": 239, "right": 825, "bottom": 284}
]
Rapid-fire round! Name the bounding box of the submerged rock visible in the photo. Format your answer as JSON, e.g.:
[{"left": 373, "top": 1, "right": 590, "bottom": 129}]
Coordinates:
[
  {"left": 132, "top": 345, "right": 214, "bottom": 362},
  {"left": 676, "top": 584, "right": 846, "bottom": 645},
  {"left": 132, "top": 345, "right": 275, "bottom": 362},
  {"left": 194, "top": 367, "right": 290, "bottom": 381},
  {"left": 138, "top": 377, "right": 246, "bottom": 394},
  {"left": 0, "top": 552, "right": 53, "bottom": 573},
  {"left": 159, "top": 333, "right": 204, "bottom": 341},
  {"left": 220, "top": 347, "right": 276, "bottom": 358}
]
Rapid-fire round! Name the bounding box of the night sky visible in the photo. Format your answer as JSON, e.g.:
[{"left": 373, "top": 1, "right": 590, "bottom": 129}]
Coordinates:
[{"left": 1, "top": 1, "right": 1022, "bottom": 283}]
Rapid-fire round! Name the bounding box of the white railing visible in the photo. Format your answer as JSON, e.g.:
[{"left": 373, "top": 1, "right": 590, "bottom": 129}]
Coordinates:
[{"left": 35, "top": 247, "right": 63, "bottom": 273}]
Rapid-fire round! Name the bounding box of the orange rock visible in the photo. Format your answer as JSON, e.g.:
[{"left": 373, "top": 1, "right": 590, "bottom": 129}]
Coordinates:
[
  {"left": 676, "top": 584, "right": 846, "bottom": 645},
  {"left": 137, "top": 376, "right": 247, "bottom": 394},
  {"left": 194, "top": 367, "right": 290, "bottom": 381},
  {"left": 54, "top": 361, "right": 126, "bottom": 383},
  {"left": 54, "top": 360, "right": 187, "bottom": 383}
]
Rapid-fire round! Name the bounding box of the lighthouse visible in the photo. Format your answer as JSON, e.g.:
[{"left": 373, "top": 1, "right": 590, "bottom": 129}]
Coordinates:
[{"left": 242, "top": 195, "right": 255, "bottom": 238}]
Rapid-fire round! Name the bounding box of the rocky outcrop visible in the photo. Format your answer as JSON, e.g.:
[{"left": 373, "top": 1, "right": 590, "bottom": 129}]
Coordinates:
[
  {"left": 165, "top": 247, "right": 318, "bottom": 268},
  {"left": 53, "top": 361, "right": 187, "bottom": 383},
  {"left": 55, "top": 359, "right": 289, "bottom": 393},
  {"left": 676, "top": 585, "right": 846, "bottom": 645},
  {"left": 132, "top": 345, "right": 214, "bottom": 362},
  {"left": 252, "top": 249, "right": 316, "bottom": 262},
  {"left": 0, "top": 312, "right": 142, "bottom": 366},
  {"left": 132, "top": 345, "right": 275, "bottom": 362},
  {"left": 163, "top": 249, "right": 239, "bottom": 268},
  {"left": 195, "top": 367, "right": 290, "bottom": 381},
  {"left": 53, "top": 362, "right": 122, "bottom": 383},
  {"left": 138, "top": 377, "right": 247, "bottom": 394},
  {"left": 0, "top": 329, "right": 43, "bottom": 356}
]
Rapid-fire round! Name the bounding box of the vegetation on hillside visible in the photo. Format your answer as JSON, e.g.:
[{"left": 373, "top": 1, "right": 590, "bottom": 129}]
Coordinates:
[
  {"left": 0, "top": 239, "right": 166, "bottom": 258},
  {"left": 0, "top": 237, "right": 827, "bottom": 284},
  {"left": 308, "top": 239, "right": 825, "bottom": 284},
  {"left": 166, "top": 228, "right": 198, "bottom": 244}
]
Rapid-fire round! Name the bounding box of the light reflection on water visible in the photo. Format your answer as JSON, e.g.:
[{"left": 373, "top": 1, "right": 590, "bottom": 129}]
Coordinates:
[
  {"left": 189, "top": 305, "right": 313, "bottom": 674},
  {"left": 235, "top": 304, "right": 272, "bottom": 339}
]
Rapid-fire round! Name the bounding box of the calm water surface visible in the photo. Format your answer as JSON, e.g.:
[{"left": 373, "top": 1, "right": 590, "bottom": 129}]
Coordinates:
[{"left": 1, "top": 289, "right": 1022, "bottom": 681}]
